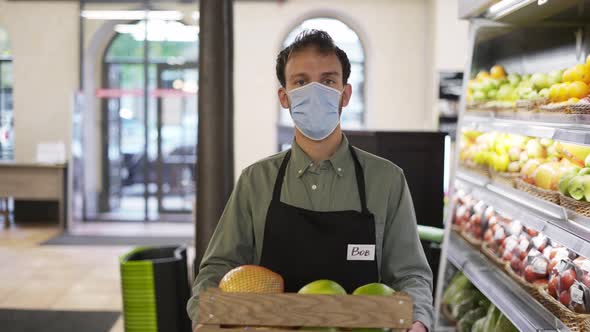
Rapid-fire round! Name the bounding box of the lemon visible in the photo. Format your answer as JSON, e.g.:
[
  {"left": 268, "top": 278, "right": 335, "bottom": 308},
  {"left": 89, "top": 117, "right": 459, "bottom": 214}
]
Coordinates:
[{"left": 567, "top": 81, "right": 589, "bottom": 99}]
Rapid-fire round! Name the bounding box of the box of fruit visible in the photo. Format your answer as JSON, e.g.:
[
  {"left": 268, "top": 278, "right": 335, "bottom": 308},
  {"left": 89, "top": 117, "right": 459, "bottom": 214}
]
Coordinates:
[{"left": 196, "top": 266, "right": 413, "bottom": 332}]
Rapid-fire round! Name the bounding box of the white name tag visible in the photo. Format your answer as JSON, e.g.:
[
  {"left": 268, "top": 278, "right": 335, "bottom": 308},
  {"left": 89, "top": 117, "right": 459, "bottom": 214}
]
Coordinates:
[{"left": 347, "top": 244, "right": 375, "bottom": 261}]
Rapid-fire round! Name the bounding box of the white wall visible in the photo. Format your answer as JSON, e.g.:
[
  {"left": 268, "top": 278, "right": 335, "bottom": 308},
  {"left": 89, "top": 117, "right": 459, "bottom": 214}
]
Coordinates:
[
  {"left": 433, "top": 0, "right": 469, "bottom": 72},
  {"left": 234, "top": 0, "right": 435, "bottom": 176},
  {"left": 0, "top": 0, "right": 79, "bottom": 163}
]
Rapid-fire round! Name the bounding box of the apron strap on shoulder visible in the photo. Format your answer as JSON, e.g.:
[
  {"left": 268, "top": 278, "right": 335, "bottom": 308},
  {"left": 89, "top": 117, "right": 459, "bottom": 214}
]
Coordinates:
[
  {"left": 349, "top": 146, "right": 369, "bottom": 214},
  {"left": 272, "top": 150, "right": 292, "bottom": 201}
]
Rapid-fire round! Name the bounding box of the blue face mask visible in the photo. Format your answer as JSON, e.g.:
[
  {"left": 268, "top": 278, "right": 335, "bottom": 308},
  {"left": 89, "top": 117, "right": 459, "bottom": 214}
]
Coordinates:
[{"left": 288, "top": 82, "right": 342, "bottom": 141}]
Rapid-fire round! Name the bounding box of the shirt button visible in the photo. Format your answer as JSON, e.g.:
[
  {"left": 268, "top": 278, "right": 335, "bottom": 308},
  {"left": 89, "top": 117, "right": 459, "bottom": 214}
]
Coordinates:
[
  {"left": 298, "top": 170, "right": 302, "bottom": 174},
  {"left": 311, "top": 184, "right": 317, "bottom": 190},
  {"left": 337, "top": 168, "right": 342, "bottom": 172}
]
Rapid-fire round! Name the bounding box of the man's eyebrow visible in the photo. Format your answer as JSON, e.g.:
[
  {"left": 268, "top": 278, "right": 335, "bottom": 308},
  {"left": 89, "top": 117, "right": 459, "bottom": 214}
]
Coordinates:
[
  {"left": 321, "top": 71, "right": 340, "bottom": 77},
  {"left": 289, "top": 73, "right": 308, "bottom": 79}
]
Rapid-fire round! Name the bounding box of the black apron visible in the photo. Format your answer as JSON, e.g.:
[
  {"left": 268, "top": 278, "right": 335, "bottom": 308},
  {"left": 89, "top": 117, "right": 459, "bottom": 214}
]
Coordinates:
[{"left": 259, "top": 145, "right": 379, "bottom": 293}]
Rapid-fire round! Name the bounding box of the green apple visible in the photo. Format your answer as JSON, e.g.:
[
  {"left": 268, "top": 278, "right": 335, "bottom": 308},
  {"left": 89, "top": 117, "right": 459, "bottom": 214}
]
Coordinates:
[
  {"left": 548, "top": 69, "right": 564, "bottom": 86},
  {"left": 534, "top": 163, "right": 560, "bottom": 190},
  {"left": 508, "top": 147, "right": 521, "bottom": 162},
  {"left": 531, "top": 73, "right": 550, "bottom": 90},
  {"left": 495, "top": 154, "right": 510, "bottom": 172},
  {"left": 473, "top": 90, "right": 487, "bottom": 101},
  {"left": 559, "top": 174, "right": 575, "bottom": 196},
  {"left": 519, "top": 151, "right": 530, "bottom": 163},
  {"left": 298, "top": 280, "right": 347, "bottom": 295},
  {"left": 487, "top": 89, "right": 498, "bottom": 100},
  {"left": 540, "top": 138, "right": 554, "bottom": 148},
  {"left": 508, "top": 161, "right": 521, "bottom": 173},
  {"left": 578, "top": 168, "right": 590, "bottom": 176},
  {"left": 497, "top": 84, "right": 514, "bottom": 100},
  {"left": 507, "top": 73, "right": 521, "bottom": 86},
  {"left": 539, "top": 88, "right": 550, "bottom": 98},
  {"left": 568, "top": 175, "right": 590, "bottom": 201},
  {"left": 526, "top": 140, "right": 547, "bottom": 159},
  {"left": 525, "top": 90, "right": 540, "bottom": 100},
  {"left": 522, "top": 74, "right": 532, "bottom": 81}
]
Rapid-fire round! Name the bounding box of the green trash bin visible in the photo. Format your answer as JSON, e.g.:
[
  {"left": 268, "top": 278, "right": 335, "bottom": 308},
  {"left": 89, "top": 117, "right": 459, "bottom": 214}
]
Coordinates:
[{"left": 120, "top": 246, "right": 192, "bottom": 332}]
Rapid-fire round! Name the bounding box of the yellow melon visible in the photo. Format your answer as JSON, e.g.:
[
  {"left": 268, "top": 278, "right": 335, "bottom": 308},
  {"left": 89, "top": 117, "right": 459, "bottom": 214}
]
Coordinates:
[{"left": 219, "top": 265, "right": 284, "bottom": 293}]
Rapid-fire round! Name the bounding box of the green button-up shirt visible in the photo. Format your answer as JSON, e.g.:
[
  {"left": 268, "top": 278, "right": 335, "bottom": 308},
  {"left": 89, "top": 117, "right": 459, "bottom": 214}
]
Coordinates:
[{"left": 187, "top": 135, "right": 434, "bottom": 330}]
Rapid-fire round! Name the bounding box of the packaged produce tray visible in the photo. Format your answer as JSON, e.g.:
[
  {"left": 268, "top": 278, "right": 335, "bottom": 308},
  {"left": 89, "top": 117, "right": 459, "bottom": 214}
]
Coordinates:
[
  {"left": 515, "top": 178, "right": 560, "bottom": 204},
  {"left": 490, "top": 169, "right": 519, "bottom": 188},
  {"left": 481, "top": 242, "right": 508, "bottom": 269},
  {"left": 460, "top": 230, "right": 482, "bottom": 248},
  {"left": 538, "top": 288, "right": 590, "bottom": 332},
  {"left": 505, "top": 265, "right": 546, "bottom": 302},
  {"left": 560, "top": 194, "right": 590, "bottom": 219},
  {"left": 196, "top": 288, "right": 413, "bottom": 332}
]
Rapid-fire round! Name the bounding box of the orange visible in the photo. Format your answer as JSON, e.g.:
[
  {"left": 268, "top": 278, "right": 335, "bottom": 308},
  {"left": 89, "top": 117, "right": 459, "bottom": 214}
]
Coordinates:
[
  {"left": 476, "top": 71, "right": 491, "bottom": 82},
  {"left": 219, "top": 265, "right": 284, "bottom": 293},
  {"left": 490, "top": 65, "right": 506, "bottom": 79}
]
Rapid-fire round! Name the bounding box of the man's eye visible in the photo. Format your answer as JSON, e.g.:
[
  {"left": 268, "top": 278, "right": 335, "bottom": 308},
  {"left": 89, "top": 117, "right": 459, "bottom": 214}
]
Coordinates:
[
  {"left": 296, "top": 80, "right": 306, "bottom": 86},
  {"left": 323, "top": 79, "right": 335, "bottom": 85}
]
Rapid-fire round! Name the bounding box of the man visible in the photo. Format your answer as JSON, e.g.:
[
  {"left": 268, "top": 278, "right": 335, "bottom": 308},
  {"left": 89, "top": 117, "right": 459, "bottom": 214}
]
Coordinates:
[{"left": 187, "top": 30, "right": 433, "bottom": 332}]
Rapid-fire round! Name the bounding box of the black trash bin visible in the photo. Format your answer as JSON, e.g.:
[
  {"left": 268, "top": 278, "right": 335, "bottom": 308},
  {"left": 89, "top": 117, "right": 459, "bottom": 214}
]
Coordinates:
[{"left": 120, "top": 246, "right": 192, "bottom": 332}]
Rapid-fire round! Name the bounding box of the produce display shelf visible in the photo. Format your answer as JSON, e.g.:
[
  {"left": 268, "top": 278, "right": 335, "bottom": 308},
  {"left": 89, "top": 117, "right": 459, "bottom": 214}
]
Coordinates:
[
  {"left": 462, "top": 113, "right": 590, "bottom": 146},
  {"left": 481, "top": 0, "right": 584, "bottom": 24},
  {"left": 456, "top": 170, "right": 590, "bottom": 258},
  {"left": 448, "top": 232, "right": 571, "bottom": 332}
]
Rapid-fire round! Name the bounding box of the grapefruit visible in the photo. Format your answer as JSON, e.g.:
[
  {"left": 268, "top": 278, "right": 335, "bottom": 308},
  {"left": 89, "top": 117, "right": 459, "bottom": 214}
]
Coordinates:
[
  {"left": 298, "top": 280, "right": 346, "bottom": 295},
  {"left": 219, "top": 265, "right": 284, "bottom": 293}
]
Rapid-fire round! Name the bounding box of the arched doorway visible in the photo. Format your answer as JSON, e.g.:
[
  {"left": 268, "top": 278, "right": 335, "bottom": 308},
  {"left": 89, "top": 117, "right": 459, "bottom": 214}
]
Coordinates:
[
  {"left": 98, "top": 19, "right": 198, "bottom": 221},
  {"left": 278, "top": 17, "right": 366, "bottom": 150},
  {"left": 0, "top": 27, "right": 13, "bottom": 161}
]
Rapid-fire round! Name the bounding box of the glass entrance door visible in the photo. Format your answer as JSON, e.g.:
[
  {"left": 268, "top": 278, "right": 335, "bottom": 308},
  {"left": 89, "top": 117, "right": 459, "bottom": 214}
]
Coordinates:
[{"left": 155, "top": 64, "right": 198, "bottom": 214}]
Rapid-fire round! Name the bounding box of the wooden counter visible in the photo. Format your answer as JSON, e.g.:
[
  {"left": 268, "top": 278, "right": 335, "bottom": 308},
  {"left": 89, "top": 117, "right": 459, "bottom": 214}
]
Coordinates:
[{"left": 0, "top": 163, "right": 66, "bottom": 228}]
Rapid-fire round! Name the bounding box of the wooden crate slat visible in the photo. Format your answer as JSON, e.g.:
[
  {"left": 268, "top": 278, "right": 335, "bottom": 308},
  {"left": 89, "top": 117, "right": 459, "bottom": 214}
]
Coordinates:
[
  {"left": 197, "top": 327, "right": 408, "bottom": 332},
  {"left": 198, "top": 289, "right": 413, "bottom": 329}
]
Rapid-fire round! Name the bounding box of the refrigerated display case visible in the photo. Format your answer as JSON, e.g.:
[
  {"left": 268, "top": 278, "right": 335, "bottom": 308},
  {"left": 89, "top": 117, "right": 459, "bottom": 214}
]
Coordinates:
[{"left": 436, "top": 1, "right": 590, "bottom": 331}]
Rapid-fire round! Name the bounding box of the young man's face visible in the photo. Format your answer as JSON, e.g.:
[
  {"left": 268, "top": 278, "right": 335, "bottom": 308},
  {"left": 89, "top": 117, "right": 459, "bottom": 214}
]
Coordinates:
[{"left": 279, "top": 47, "right": 352, "bottom": 110}]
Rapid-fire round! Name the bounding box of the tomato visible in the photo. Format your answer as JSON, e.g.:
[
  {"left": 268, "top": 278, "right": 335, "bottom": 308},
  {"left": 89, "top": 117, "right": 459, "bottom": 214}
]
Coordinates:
[
  {"left": 560, "top": 269, "right": 577, "bottom": 292},
  {"left": 549, "top": 276, "right": 559, "bottom": 298},
  {"left": 524, "top": 265, "right": 536, "bottom": 283},
  {"left": 560, "top": 290, "right": 571, "bottom": 307}
]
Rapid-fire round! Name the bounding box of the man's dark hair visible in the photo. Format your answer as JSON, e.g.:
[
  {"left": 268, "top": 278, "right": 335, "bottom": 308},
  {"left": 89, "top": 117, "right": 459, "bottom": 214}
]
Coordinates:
[{"left": 276, "top": 29, "right": 351, "bottom": 87}]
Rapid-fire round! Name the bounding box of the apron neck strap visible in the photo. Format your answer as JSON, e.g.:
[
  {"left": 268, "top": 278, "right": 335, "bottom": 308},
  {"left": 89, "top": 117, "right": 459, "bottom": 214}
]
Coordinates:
[
  {"left": 272, "top": 146, "right": 369, "bottom": 214},
  {"left": 273, "top": 150, "right": 292, "bottom": 201},
  {"left": 349, "top": 146, "right": 369, "bottom": 214}
]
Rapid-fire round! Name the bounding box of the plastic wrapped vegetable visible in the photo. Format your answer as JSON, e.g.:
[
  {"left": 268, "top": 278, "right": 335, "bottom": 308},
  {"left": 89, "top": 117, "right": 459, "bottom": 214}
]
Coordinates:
[
  {"left": 457, "top": 307, "right": 486, "bottom": 332},
  {"left": 443, "top": 273, "right": 472, "bottom": 304},
  {"left": 482, "top": 305, "right": 501, "bottom": 332},
  {"left": 494, "top": 313, "right": 518, "bottom": 332}
]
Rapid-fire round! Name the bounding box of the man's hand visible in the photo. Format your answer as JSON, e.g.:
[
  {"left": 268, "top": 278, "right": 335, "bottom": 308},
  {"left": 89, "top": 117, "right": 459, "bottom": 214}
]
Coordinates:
[{"left": 407, "top": 321, "right": 427, "bottom": 332}]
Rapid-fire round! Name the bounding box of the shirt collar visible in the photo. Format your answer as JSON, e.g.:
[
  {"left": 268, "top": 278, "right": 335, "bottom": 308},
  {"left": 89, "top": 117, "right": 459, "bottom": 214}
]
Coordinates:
[{"left": 290, "top": 134, "right": 350, "bottom": 178}]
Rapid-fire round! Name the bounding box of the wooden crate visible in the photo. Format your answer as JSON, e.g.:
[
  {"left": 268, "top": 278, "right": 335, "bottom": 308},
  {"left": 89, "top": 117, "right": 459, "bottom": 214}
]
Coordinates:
[{"left": 196, "top": 288, "right": 413, "bottom": 332}]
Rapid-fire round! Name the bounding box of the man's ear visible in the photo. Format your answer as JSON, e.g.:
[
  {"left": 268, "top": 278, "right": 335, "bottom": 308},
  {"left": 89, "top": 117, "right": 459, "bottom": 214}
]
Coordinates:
[
  {"left": 278, "top": 87, "right": 290, "bottom": 109},
  {"left": 341, "top": 84, "right": 352, "bottom": 108}
]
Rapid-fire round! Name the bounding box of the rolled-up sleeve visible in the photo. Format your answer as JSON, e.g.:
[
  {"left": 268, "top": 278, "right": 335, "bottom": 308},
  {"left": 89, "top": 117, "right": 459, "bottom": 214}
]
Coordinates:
[
  {"left": 186, "top": 171, "right": 255, "bottom": 328},
  {"left": 381, "top": 171, "right": 434, "bottom": 331}
]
